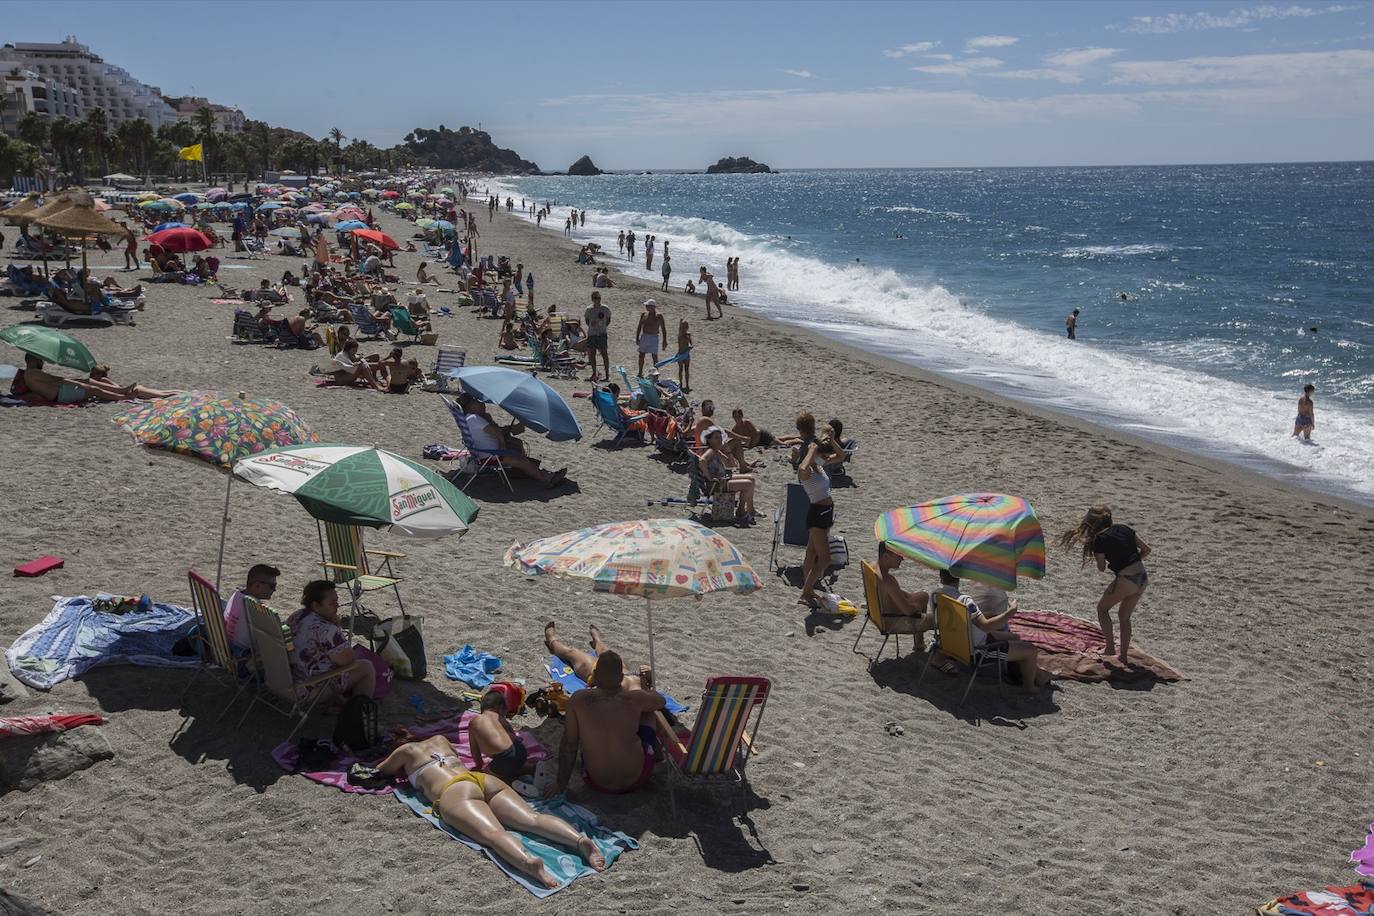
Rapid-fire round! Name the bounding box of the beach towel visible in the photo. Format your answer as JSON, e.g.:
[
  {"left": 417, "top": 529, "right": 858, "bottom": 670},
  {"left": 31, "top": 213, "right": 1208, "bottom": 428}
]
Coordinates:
[
  {"left": 1257, "top": 879, "right": 1374, "bottom": 915},
  {"left": 0, "top": 713, "right": 103, "bottom": 739},
  {"left": 270, "top": 710, "right": 547, "bottom": 795},
  {"left": 6, "top": 594, "right": 198, "bottom": 690},
  {"left": 1354, "top": 824, "right": 1374, "bottom": 877},
  {"left": 443, "top": 644, "right": 502, "bottom": 688},
  {"left": 394, "top": 786, "right": 636, "bottom": 898},
  {"left": 1008, "top": 610, "right": 1184, "bottom": 683},
  {"left": 545, "top": 655, "right": 689, "bottom": 715},
  {"left": 313, "top": 377, "right": 379, "bottom": 390}
]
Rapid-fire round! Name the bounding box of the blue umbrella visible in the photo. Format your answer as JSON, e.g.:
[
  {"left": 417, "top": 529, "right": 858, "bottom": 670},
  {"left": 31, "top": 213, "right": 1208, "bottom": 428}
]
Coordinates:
[
  {"left": 306, "top": 213, "right": 331, "bottom": 224},
  {"left": 447, "top": 366, "right": 582, "bottom": 442},
  {"left": 336, "top": 219, "right": 368, "bottom": 230},
  {"left": 173, "top": 193, "right": 200, "bottom": 204},
  {"left": 257, "top": 202, "right": 283, "bottom": 211},
  {"left": 153, "top": 220, "right": 190, "bottom": 233},
  {"left": 227, "top": 201, "right": 251, "bottom": 210}
]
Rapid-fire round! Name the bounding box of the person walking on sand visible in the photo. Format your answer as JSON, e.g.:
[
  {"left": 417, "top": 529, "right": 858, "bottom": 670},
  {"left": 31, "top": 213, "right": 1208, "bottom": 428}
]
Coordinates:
[
  {"left": 661, "top": 253, "right": 672, "bottom": 291},
  {"left": 645, "top": 236, "right": 655, "bottom": 272},
  {"left": 121, "top": 221, "right": 139, "bottom": 271},
  {"left": 584, "top": 291, "right": 611, "bottom": 382},
  {"left": 700, "top": 266, "right": 723, "bottom": 320},
  {"left": 1292, "top": 384, "right": 1316, "bottom": 440},
  {"left": 618, "top": 230, "right": 625, "bottom": 256},
  {"left": 1066, "top": 308, "right": 1080, "bottom": 340},
  {"left": 1058, "top": 507, "right": 1151, "bottom": 665},
  {"left": 635, "top": 299, "right": 667, "bottom": 377}
]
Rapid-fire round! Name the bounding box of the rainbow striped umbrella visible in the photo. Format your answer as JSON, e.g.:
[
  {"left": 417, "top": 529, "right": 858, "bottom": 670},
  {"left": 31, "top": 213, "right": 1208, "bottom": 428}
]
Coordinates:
[{"left": 874, "top": 493, "right": 1046, "bottom": 591}]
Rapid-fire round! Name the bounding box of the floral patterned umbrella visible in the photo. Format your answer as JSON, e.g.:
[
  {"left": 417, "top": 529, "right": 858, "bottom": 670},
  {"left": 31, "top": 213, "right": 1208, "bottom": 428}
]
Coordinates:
[
  {"left": 112, "top": 391, "right": 318, "bottom": 590},
  {"left": 504, "top": 519, "right": 760, "bottom": 674}
]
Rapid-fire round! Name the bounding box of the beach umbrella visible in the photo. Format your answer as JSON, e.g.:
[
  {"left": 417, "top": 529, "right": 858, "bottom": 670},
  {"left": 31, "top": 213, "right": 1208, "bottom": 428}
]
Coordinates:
[
  {"left": 173, "top": 193, "right": 201, "bottom": 204},
  {"left": 270, "top": 226, "right": 306, "bottom": 238},
  {"left": 140, "top": 199, "right": 183, "bottom": 212},
  {"left": 504, "top": 519, "right": 761, "bottom": 675},
  {"left": 103, "top": 173, "right": 138, "bottom": 184},
  {"left": 92, "top": 198, "right": 113, "bottom": 212},
  {"left": 415, "top": 218, "right": 435, "bottom": 229},
  {"left": 147, "top": 226, "right": 212, "bottom": 253},
  {"left": 306, "top": 213, "right": 333, "bottom": 225},
  {"left": 0, "top": 325, "right": 97, "bottom": 372},
  {"left": 112, "top": 391, "right": 319, "bottom": 590},
  {"left": 393, "top": 202, "right": 414, "bottom": 211},
  {"left": 193, "top": 202, "right": 218, "bottom": 210},
  {"left": 380, "top": 190, "right": 400, "bottom": 199},
  {"left": 136, "top": 191, "right": 161, "bottom": 201},
  {"left": 447, "top": 368, "right": 582, "bottom": 442},
  {"left": 874, "top": 493, "right": 1047, "bottom": 591},
  {"left": 15, "top": 190, "right": 88, "bottom": 225},
  {"left": 35, "top": 204, "right": 127, "bottom": 270},
  {"left": 206, "top": 186, "right": 227, "bottom": 197},
  {"left": 351, "top": 228, "right": 398, "bottom": 250},
  {"left": 336, "top": 219, "right": 368, "bottom": 231},
  {"left": 257, "top": 201, "right": 284, "bottom": 211},
  {"left": 153, "top": 220, "right": 190, "bottom": 233},
  {"left": 234, "top": 444, "right": 479, "bottom": 537},
  {"left": 431, "top": 219, "right": 455, "bottom": 233},
  {"left": 0, "top": 193, "right": 41, "bottom": 224}
]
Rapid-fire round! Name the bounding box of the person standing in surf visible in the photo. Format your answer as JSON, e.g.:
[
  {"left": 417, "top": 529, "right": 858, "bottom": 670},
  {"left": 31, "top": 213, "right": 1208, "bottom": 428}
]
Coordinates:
[
  {"left": 1059, "top": 507, "right": 1151, "bottom": 665},
  {"left": 1066, "top": 308, "right": 1080, "bottom": 340},
  {"left": 1292, "top": 384, "right": 1316, "bottom": 440}
]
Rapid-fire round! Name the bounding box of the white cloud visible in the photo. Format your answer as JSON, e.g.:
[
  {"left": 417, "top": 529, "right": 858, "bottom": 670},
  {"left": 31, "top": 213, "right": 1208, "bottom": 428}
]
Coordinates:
[
  {"left": 924, "top": 53, "right": 956, "bottom": 61},
  {"left": 912, "top": 56, "right": 1006, "bottom": 76},
  {"left": 1111, "top": 3, "right": 1357, "bottom": 34},
  {"left": 987, "top": 68, "right": 1085, "bottom": 84},
  {"left": 966, "top": 35, "right": 1020, "bottom": 50},
  {"left": 1109, "top": 48, "right": 1374, "bottom": 84},
  {"left": 779, "top": 68, "right": 814, "bottom": 79},
  {"left": 882, "top": 41, "right": 940, "bottom": 59},
  {"left": 1045, "top": 47, "right": 1122, "bottom": 68}
]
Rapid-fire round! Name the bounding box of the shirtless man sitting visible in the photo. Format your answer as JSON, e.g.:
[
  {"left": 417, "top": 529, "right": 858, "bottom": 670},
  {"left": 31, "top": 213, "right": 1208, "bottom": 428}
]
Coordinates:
[
  {"left": 544, "top": 624, "right": 665, "bottom": 796},
  {"left": 691, "top": 400, "right": 759, "bottom": 468},
  {"left": 875, "top": 543, "right": 936, "bottom": 648}
]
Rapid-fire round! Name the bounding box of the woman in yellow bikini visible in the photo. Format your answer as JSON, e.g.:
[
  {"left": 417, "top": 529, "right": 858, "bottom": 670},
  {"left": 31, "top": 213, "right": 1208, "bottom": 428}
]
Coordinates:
[{"left": 376, "top": 734, "right": 605, "bottom": 888}]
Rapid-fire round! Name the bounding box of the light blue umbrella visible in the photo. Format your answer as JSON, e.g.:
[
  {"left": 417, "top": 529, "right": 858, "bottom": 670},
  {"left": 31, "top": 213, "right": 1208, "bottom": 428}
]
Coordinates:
[
  {"left": 173, "top": 192, "right": 200, "bottom": 204},
  {"left": 336, "top": 219, "right": 368, "bottom": 230},
  {"left": 153, "top": 220, "right": 190, "bottom": 233},
  {"left": 447, "top": 366, "right": 583, "bottom": 442},
  {"left": 431, "top": 219, "right": 455, "bottom": 231},
  {"left": 257, "top": 201, "right": 283, "bottom": 211}
]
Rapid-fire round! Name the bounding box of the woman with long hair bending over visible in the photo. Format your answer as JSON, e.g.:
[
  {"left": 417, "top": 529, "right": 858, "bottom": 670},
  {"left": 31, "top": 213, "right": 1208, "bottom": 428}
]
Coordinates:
[
  {"left": 1059, "top": 506, "right": 1151, "bottom": 665},
  {"left": 377, "top": 734, "right": 605, "bottom": 888}
]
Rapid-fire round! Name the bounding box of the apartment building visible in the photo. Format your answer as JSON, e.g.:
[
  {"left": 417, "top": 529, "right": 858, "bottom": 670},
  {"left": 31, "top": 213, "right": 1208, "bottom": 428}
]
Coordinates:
[
  {"left": 1, "top": 66, "right": 81, "bottom": 135},
  {"left": 162, "top": 95, "right": 247, "bottom": 133},
  {"left": 0, "top": 36, "right": 176, "bottom": 129}
]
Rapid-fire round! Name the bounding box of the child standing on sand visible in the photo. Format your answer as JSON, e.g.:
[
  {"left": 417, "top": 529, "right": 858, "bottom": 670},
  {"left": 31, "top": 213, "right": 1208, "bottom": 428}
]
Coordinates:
[
  {"left": 676, "top": 319, "right": 692, "bottom": 392},
  {"left": 1059, "top": 507, "right": 1151, "bottom": 665}
]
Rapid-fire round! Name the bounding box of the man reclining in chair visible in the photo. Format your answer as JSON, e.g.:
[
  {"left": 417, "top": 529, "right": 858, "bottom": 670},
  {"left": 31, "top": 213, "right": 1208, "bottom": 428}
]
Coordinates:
[
  {"left": 876, "top": 543, "right": 937, "bottom": 648},
  {"left": 458, "top": 392, "right": 567, "bottom": 488},
  {"left": 543, "top": 622, "right": 664, "bottom": 796}
]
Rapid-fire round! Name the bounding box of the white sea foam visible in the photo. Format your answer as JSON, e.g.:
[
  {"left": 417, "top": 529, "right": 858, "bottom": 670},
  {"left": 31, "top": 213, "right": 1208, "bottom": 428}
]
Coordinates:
[
  {"left": 1058, "top": 243, "right": 1179, "bottom": 259},
  {"left": 489, "top": 179, "right": 1374, "bottom": 502}
]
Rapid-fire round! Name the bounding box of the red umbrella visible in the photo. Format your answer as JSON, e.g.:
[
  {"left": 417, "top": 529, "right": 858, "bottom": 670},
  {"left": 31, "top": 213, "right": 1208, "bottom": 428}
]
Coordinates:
[
  {"left": 147, "top": 226, "right": 212, "bottom": 253},
  {"left": 350, "top": 228, "right": 398, "bottom": 250},
  {"left": 380, "top": 190, "right": 400, "bottom": 199}
]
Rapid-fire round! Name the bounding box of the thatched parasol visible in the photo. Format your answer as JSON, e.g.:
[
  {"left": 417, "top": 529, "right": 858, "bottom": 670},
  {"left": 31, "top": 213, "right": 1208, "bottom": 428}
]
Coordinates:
[
  {"left": 0, "top": 193, "right": 42, "bottom": 224},
  {"left": 21, "top": 190, "right": 94, "bottom": 225},
  {"left": 34, "top": 202, "right": 124, "bottom": 270}
]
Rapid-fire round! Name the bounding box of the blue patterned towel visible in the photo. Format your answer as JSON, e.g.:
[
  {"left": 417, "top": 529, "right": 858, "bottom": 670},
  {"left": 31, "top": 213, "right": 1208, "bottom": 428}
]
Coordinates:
[
  {"left": 442, "top": 644, "right": 502, "bottom": 688},
  {"left": 394, "top": 786, "right": 637, "bottom": 897},
  {"left": 6, "top": 594, "right": 198, "bottom": 690}
]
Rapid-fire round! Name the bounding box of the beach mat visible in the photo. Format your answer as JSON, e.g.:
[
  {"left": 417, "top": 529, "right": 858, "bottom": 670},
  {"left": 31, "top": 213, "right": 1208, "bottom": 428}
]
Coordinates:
[
  {"left": 1009, "top": 610, "right": 1184, "bottom": 683},
  {"left": 271, "top": 710, "right": 548, "bottom": 795},
  {"left": 1257, "top": 879, "right": 1374, "bottom": 915},
  {"left": 5, "top": 594, "right": 198, "bottom": 690},
  {"left": 394, "top": 785, "right": 636, "bottom": 898},
  {"left": 545, "top": 655, "right": 688, "bottom": 715},
  {"left": 1354, "top": 823, "right": 1374, "bottom": 877}
]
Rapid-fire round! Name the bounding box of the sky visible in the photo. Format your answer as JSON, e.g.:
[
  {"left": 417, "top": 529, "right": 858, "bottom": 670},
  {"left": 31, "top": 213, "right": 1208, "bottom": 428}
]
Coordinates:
[{"left": 7, "top": 0, "right": 1374, "bottom": 168}]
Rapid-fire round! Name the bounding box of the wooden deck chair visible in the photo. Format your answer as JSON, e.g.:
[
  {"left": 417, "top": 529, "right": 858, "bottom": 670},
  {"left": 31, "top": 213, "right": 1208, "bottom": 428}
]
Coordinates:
[
  {"left": 235, "top": 597, "right": 349, "bottom": 742},
  {"left": 916, "top": 592, "right": 1007, "bottom": 706},
  {"left": 654, "top": 675, "right": 771, "bottom": 820},
  {"left": 318, "top": 521, "right": 406, "bottom": 636},
  {"left": 851, "top": 559, "right": 926, "bottom": 668},
  {"left": 443, "top": 397, "right": 516, "bottom": 491},
  {"left": 179, "top": 570, "right": 254, "bottom": 718}
]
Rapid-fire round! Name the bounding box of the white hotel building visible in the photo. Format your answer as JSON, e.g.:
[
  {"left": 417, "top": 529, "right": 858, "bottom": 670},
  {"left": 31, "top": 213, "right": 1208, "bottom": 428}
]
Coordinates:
[{"left": 0, "top": 36, "right": 177, "bottom": 130}]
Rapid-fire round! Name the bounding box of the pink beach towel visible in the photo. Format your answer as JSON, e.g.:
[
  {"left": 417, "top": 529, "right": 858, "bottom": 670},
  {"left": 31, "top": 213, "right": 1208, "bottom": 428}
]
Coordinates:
[
  {"left": 1009, "top": 610, "right": 1184, "bottom": 683},
  {"left": 271, "top": 711, "right": 548, "bottom": 794}
]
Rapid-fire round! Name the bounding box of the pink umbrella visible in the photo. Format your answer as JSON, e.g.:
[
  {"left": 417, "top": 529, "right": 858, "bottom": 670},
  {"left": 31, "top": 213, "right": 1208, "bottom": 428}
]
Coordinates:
[{"left": 147, "top": 226, "right": 213, "bottom": 253}]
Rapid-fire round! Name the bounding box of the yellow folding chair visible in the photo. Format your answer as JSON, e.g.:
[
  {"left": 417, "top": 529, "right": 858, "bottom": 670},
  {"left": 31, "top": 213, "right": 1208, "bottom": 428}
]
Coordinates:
[{"left": 917, "top": 592, "right": 1006, "bottom": 706}]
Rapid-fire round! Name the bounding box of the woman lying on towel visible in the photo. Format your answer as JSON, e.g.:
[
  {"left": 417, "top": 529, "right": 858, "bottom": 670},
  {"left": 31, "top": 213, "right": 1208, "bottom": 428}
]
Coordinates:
[{"left": 377, "top": 734, "right": 606, "bottom": 888}]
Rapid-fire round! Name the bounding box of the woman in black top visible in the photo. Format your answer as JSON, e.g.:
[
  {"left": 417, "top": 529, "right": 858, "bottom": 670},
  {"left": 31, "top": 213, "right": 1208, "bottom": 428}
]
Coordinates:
[{"left": 1059, "top": 506, "right": 1151, "bottom": 665}]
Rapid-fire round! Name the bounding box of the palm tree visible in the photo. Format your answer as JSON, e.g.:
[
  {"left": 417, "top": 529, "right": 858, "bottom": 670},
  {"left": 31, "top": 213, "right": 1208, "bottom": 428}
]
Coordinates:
[
  {"left": 252, "top": 121, "right": 274, "bottom": 178},
  {"left": 193, "top": 106, "right": 215, "bottom": 175},
  {"left": 82, "top": 107, "right": 112, "bottom": 176},
  {"left": 16, "top": 112, "right": 48, "bottom": 154},
  {"left": 114, "top": 117, "right": 155, "bottom": 179},
  {"left": 329, "top": 126, "right": 344, "bottom": 150},
  {"left": 47, "top": 116, "right": 82, "bottom": 179}
]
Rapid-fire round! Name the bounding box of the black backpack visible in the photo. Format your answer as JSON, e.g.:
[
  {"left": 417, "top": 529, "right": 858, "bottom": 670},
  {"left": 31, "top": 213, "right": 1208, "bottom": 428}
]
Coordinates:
[{"left": 332, "top": 695, "right": 380, "bottom": 752}]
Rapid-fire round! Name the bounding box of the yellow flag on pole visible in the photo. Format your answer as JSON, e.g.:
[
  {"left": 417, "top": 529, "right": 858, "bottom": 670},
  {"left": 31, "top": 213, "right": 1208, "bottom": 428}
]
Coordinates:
[{"left": 178, "top": 143, "right": 203, "bottom": 162}]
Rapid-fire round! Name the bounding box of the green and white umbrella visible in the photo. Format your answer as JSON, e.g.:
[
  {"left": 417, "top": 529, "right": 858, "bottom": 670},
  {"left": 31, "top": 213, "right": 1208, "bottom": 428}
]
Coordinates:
[
  {"left": 0, "top": 325, "right": 96, "bottom": 372},
  {"left": 233, "top": 444, "right": 478, "bottom": 537}
]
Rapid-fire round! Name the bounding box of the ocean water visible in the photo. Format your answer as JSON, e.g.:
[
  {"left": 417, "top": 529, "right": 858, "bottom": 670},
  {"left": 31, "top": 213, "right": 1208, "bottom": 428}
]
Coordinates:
[{"left": 488, "top": 164, "right": 1374, "bottom": 503}]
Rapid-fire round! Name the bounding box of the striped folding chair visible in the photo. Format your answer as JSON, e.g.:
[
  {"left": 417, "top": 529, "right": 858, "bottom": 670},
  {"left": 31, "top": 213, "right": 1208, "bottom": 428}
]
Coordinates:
[
  {"left": 235, "top": 597, "right": 349, "bottom": 743},
  {"left": 179, "top": 570, "right": 253, "bottom": 720},
  {"left": 318, "top": 521, "right": 406, "bottom": 640},
  {"left": 442, "top": 397, "right": 515, "bottom": 491},
  {"left": 654, "top": 675, "right": 771, "bottom": 819},
  {"left": 426, "top": 347, "right": 466, "bottom": 392}
]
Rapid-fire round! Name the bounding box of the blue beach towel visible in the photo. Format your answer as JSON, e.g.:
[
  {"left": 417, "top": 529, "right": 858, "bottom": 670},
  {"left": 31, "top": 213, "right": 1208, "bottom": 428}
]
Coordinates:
[
  {"left": 442, "top": 644, "right": 502, "bottom": 688},
  {"left": 393, "top": 786, "right": 637, "bottom": 898},
  {"left": 545, "top": 655, "right": 688, "bottom": 715},
  {"left": 5, "top": 594, "right": 198, "bottom": 690}
]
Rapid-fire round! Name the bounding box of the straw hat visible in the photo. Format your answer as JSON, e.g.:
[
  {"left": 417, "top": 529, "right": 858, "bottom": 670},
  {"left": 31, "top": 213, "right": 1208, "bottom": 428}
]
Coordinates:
[{"left": 36, "top": 205, "right": 126, "bottom": 238}]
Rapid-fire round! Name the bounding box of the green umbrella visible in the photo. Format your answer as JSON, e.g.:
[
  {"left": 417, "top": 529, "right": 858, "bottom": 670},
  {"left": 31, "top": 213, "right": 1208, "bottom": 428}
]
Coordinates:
[{"left": 0, "top": 325, "right": 96, "bottom": 372}]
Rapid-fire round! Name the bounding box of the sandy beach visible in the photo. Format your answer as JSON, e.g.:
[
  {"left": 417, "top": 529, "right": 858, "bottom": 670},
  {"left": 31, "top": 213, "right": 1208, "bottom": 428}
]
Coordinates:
[{"left": 2, "top": 196, "right": 1373, "bottom": 915}]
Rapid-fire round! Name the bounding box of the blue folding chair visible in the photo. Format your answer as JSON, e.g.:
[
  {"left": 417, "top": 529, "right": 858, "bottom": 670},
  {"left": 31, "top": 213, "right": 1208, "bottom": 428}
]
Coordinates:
[{"left": 442, "top": 397, "right": 515, "bottom": 491}]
